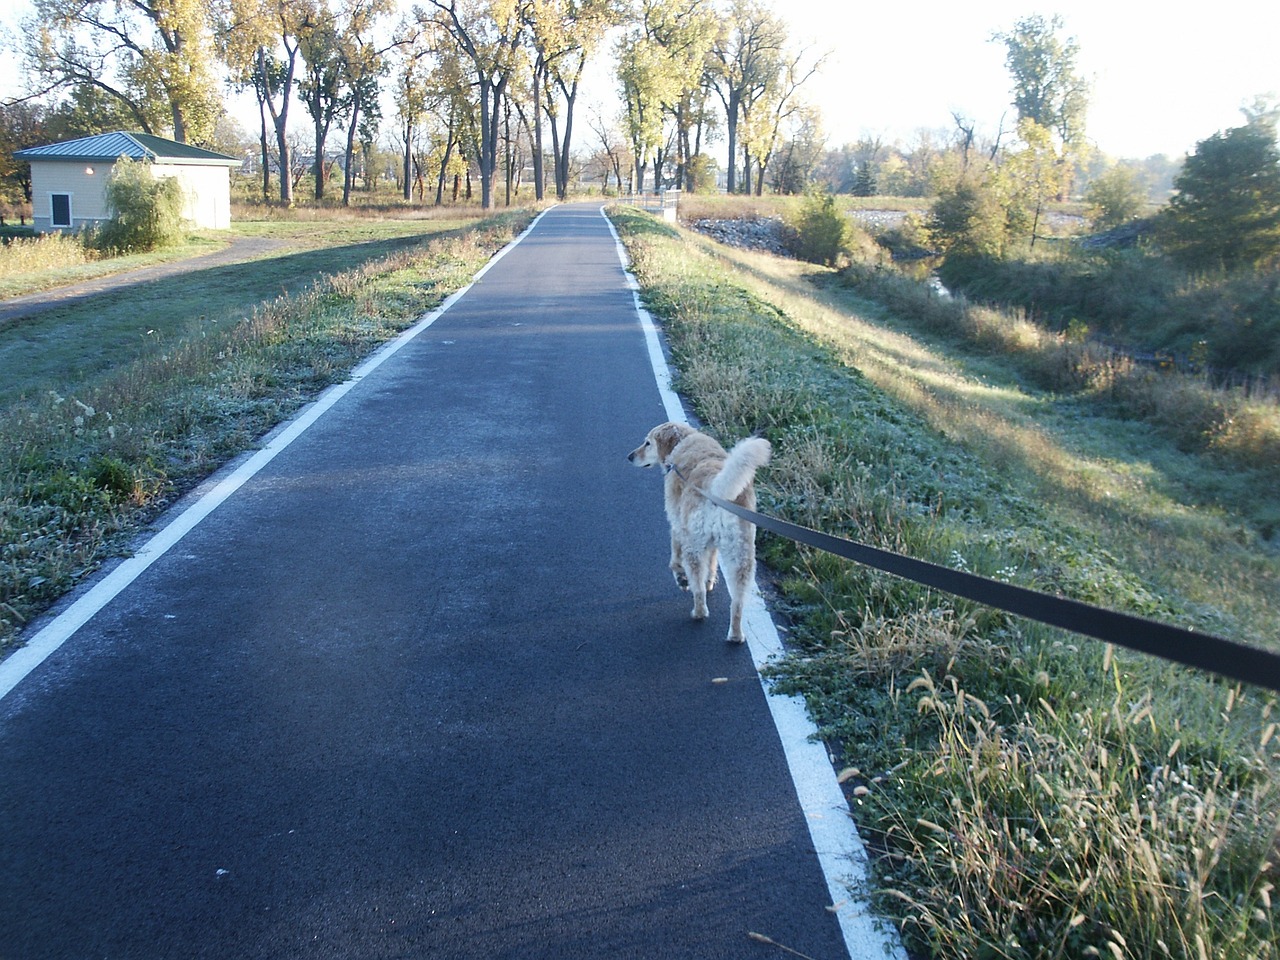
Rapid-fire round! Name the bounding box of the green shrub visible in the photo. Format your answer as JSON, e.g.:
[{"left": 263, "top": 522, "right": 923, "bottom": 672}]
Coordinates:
[
  {"left": 929, "top": 177, "right": 1007, "bottom": 258},
  {"left": 1158, "top": 118, "right": 1280, "bottom": 272},
  {"left": 785, "top": 190, "right": 851, "bottom": 266},
  {"left": 1084, "top": 165, "right": 1147, "bottom": 231},
  {"left": 97, "top": 157, "right": 188, "bottom": 254}
]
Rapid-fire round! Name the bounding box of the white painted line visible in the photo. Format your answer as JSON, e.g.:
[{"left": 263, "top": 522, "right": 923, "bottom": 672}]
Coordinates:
[
  {"left": 0, "top": 210, "right": 552, "bottom": 703},
  {"left": 601, "top": 206, "right": 907, "bottom": 960}
]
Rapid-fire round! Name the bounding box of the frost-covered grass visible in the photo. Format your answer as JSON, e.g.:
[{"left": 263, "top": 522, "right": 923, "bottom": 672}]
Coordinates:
[{"left": 608, "top": 205, "right": 1279, "bottom": 960}]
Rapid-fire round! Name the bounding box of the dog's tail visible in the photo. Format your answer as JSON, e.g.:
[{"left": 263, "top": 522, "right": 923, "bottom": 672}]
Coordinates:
[{"left": 710, "top": 437, "right": 771, "bottom": 501}]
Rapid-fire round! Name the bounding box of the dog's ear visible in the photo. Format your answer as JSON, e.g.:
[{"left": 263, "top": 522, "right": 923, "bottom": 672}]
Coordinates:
[{"left": 652, "top": 421, "right": 688, "bottom": 461}]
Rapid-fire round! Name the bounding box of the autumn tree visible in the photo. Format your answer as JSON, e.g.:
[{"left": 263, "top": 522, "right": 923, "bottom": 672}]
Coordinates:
[
  {"left": 336, "top": 0, "right": 401, "bottom": 205},
  {"left": 23, "top": 0, "right": 221, "bottom": 143},
  {"left": 998, "top": 118, "right": 1066, "bottom": 247},
  {"left": 669, "top": 80, "right": 717, "bottom": 192},
  {"left": 616, "top": 0, "right": 715, "bottom": 193},
  {"left": 215, "top": 0, "right": 318, "bottom": 205},
  {"left": 706, "top": 0, "right": 784, "bottom": 194},
  {"left": 418, "top": 0, "right": 534, "bottom": 210},
  {"left": 430, "top": 49, "right": 479, "bottom": 204},
  {"left": 740, "top": 43, "right": 822, "bottom": 195},
  {"left": 587, "top": 107, "right": 631, "bottom": 193},
  {"left": 298, "top": 3, "right": 349, "bottom": 199},
  {"left": 0, "top": 101, "right": 49, "bottom": 206},
  {"left": 614, "top": 30, "right": 664, "bottom": 192},
  {"left": 769, "top": 105, "right": 824, "bottom": 195},
  {"left": 992, "top": 13, "right": 1088, "bottom": 197},
  {"left": 392, "top": 26, "right": 438, "bottom": 201},
  {"left": 526, "top": 0, "right": 618, "bottom": 200}
]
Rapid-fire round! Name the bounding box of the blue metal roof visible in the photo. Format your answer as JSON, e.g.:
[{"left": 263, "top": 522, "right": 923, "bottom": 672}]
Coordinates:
[{"left": 13, "top": 131, "right": 240, "bottom": 165}]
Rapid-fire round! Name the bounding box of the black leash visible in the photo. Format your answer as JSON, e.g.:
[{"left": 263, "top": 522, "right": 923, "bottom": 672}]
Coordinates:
[{"left": 699, "top": 488, "right": 1280, "bottom": 695}]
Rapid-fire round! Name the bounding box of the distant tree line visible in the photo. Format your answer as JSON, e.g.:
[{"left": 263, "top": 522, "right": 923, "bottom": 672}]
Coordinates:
[{"left": 0, "top": 0, "right": 826, "bottom": 210}]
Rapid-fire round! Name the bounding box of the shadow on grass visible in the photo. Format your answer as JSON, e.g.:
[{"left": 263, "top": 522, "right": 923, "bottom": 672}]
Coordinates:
[{"left": 0, "top": 228, "right": 473, "bottom": 404}]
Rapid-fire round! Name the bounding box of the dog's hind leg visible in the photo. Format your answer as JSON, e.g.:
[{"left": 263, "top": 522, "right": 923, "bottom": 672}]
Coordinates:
[
  {"left": 682, "top": 552, "right": 711, "bottom": 621},
  {"left": 721, "top": 551, "right": 756, "bottom": 644},
  {"left": 705, "top": 547, "right": 719, "bottom": 593}
]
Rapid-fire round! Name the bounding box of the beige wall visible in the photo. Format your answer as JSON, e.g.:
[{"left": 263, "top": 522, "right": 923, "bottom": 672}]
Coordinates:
[
  {"left": 153, "top": 163, "right": 232, "bottom": 230},
  {"left": 29, "top": 161, "right": 111, "bottom": 232},
  {"left": 30, "top": 160, "right": 233, "bottom": 232}
]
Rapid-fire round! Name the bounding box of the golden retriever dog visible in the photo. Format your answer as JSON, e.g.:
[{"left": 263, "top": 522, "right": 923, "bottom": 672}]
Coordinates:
[{"left": 627, "top": 422, "right": 771, "bottom": 643}]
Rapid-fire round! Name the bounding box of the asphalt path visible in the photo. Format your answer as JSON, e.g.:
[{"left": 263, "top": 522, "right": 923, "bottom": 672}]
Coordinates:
[{"left": 0, "top": 204, "right": 883, "bottom": 959}]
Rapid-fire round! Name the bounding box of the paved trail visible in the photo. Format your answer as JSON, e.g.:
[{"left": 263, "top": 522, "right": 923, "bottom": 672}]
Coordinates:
[{"left": 0, "top": 205, "right": 890, "bottom": 959}]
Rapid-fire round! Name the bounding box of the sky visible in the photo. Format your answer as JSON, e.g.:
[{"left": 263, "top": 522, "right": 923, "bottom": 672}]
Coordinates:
[
  {"left": 1, "top": 0, "right": 1277, "bottom": 161},
  {"left": 771, "top": 0, "right": 1280, "bottom": 159}
]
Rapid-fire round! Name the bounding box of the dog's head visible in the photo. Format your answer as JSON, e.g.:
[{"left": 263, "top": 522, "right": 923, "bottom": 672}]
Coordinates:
[{"left": 627, "top": 421, "right": 692, "bottom": 469}]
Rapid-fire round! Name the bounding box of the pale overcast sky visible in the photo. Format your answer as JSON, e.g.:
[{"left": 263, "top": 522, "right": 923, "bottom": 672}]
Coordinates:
[
  {"left": 2, "top": 0, "right": 1276, "bottom": 160},
  {"left": 768, "top": 0, "right": 1279, "bottom": 158}
]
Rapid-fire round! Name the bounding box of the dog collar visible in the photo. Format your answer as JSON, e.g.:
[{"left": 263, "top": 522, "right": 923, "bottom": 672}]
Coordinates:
[{"left": 664, "top": 461, "right": 688, "bottom": 481}]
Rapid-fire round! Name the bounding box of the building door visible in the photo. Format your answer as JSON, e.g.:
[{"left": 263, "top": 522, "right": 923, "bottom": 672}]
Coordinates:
[{"left": 50, "top": 193, "right": 72, "bottom": 229}]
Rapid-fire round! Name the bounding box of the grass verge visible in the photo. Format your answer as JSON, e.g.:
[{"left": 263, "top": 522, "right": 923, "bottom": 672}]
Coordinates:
[
  {"left": 608, "top": 204, "right": 1279, "bottom": 960},
  {"left": 0, "top": 233, "right": 226, "bottom": 299},
  {"left": 0, "top": 206, "right": 490, "bottom": 301},
  {"left": 0, "top": 209, "right": 536, "bottom": 652}
]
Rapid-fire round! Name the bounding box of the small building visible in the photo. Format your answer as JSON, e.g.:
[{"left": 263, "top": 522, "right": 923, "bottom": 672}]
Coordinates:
[{"left": 14, "top": 131, "right": 242, "bottom": 233}]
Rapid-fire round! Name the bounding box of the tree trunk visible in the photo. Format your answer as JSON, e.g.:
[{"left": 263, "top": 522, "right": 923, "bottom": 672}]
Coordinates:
[
  {"left": 314, "top": 115, "right": 327, "bottom": 201},
  {"left": 480, "top": 74, "right": 510, "bottom": 209},
  {"left": 531, "top": 59, "right": 545, "bottom": 202},
  {"left": 555, "top": 84, "right": 579, "bottom": 200},
  {"left": 257, "top": 46, "right": 294, "bottom": 207},
  {"left": 275, "top": 121, "right": 293, "bottom": 206},
  {"left": 342, "top": 94, "right": 361, "bottom": 206},
  {"left": 171, "top": 100, "right": 187, "bottom": 144},
  {"left": 546, "top": 106, "right": 562, "bottom": 199},
  {"left": 257, "top": 105, "right": 271, "bottom": 201},
  {"left": 504, "top": 101, "right": 513, "bottom": 206},
  {"left": 436, "top": 134, "right": 455, "bottom": 205},
  {"left": 678, "top": 107, "right": 692, "bottom": 191},
  {"left": 723, "top": 91, "right": 740, "bottom": 194},
  {"left": 477, "top": 73, "right": 497, "bottom": 209},
  {"left": 402, "top": 119, "right": 413, "bottom": 201}
]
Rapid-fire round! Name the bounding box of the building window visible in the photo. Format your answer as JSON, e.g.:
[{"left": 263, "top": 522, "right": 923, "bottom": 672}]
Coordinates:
[{"left": 50, "top": 193, "right": 72, "bottom": 229}]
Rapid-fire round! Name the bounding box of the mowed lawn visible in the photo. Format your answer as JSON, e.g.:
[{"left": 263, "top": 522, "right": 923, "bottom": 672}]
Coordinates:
[{"left": 0, "top": 215, "right": 476, "bottom": 405}]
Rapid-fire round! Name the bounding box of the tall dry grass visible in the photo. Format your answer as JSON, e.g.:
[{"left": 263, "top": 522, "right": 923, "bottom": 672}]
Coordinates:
[
  {"left": 836, "top": 259, "right": 1280, "bottom": 470},
  {"left": 0, "top": 232, "right": 96, "bottom": 278},
  {"left": 877, "top": 664, "right": 1278, "bottom": 960}
]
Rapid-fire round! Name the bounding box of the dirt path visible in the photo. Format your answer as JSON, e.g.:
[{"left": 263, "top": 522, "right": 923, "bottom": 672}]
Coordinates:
[{"left": 0, "top": 236, "right": 288, "bottom": 327}]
